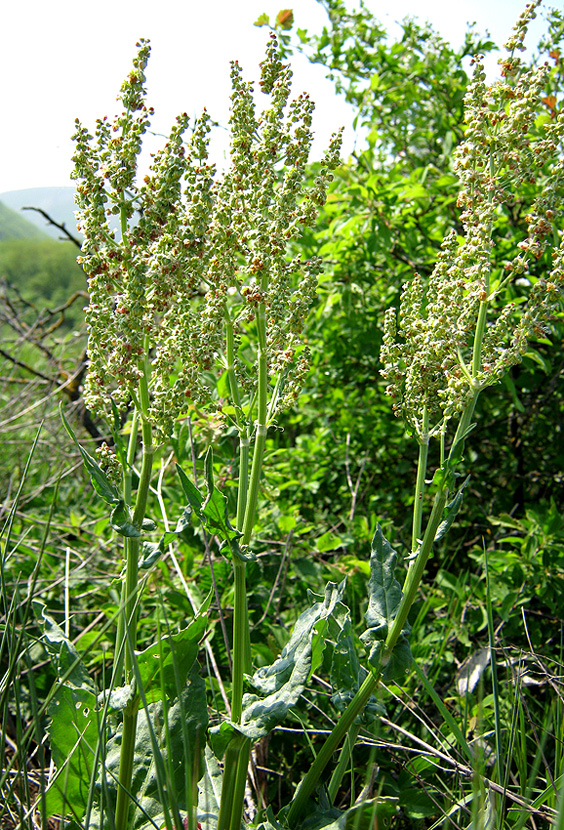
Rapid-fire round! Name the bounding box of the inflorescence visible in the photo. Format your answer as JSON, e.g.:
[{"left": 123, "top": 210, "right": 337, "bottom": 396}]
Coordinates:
[
  {"left": 381, "top": 2, "right": 564, "bottom": 440},
  {"left": 73, "top": 36, "right": 342, "bottom": 438}
]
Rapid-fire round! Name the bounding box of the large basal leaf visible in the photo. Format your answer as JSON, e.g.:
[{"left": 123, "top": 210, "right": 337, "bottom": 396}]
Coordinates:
[
  {"left": 298, "top": 797, "right": 399, "bottom": 830},
  {"left": 34, "top": 601, "right": 100, "bottom": 818},
  {"left": 33, "top": 600, "right": 95, "bottom": 690},
  {"left": 197, "top": 746, "right": 223, "bottom": 830},
  {"left": 46, "top": 684, "right": 100, "bottom": 818},
  {"left": 217, "top": 582, "right": 346, "bottom": 742},
  {"left": 360, "top": 526, "right": 412, "bottom": 682},
  {"left": 330, "top": 615, "right": 381, "bottom": 724},
  {"left": 89, "top": 665, "right": 208, "bottom": 830},
  {"left": 135, "top": 599, "right": 210, "bottom": 702}
]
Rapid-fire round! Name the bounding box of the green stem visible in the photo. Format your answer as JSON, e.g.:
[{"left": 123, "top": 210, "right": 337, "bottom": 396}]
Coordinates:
[
  {"left": 114, "top": 359, "right": 154, "bottom": 830},
  {"left": 241, "top": 293, "right": 268, "bottom": 545},
  {"left": 472, "top": 299, "right": 489, "bottom": 378},
  {"left": 385, "top": 487, "right": 449, "bottom": 658},
  {"left": 287, "top": 672, "right": 380, "bottom": 826},
  {"left": 225, "top": 312, "right": 250, "bottom": 533},
  {"left": 412, "top": 407, "right": 430, "bottom": 555},
  {"left": 221, "top": 301, "right": 269, "bottom": 830},
  {"left": 386, "top": 390, "right": 480, "bottom": 659},
  {"left": 124, "top": 409, "right": 139, "bottom": 506},
  {"left": 328, "top": 724, "right": 360, "bottom": 805},
  {"left": 231, "top": 559, "right": 247, "bottom": 725},
  {"left": 114, "top": 699, "right": 140, "bottom": 830},
  {"left": 217, "top": 736, "right": 251, "bottom": 830}
]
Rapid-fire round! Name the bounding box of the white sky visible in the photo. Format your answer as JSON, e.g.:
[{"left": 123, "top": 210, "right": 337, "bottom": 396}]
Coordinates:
[{"left": 0, "top": 0, "right": 551, "bottom": 194}]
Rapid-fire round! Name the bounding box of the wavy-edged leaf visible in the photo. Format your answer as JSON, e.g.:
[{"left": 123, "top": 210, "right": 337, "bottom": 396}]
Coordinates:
[
  {"left": 360, "top": 526, "right": 412, "bottom": 682},
  {"left": 298, "top": 796, "right": 399, "bottom": 830},
  {"left": 176, "top": 457, "right": 245, "bottom": 558},
  {"left": 33, "top": 600, "right": 95, "bottom": 691},
  {"left": 110, "top": 500, "right": 141, "bottom": 537},
  {"left": 330, "top": 615, "right": 381, "bottom": 723},
  {"left": 233, "top": 581, "right": 346, "bottom": 740},
  {"left": 89, "top": 666, "right": 208, "bottom": 830},
  {"left": 135, "top": 596, "right": 210, "bottom": 702},
  {"left": 34, "top": 601, "right": 99, "bottom": 818},
  {"left": 46, "top": 684, "right": 99, "bottom": 818},
  {"left": 140, "top": 531, "right": 177, "bottom": 568},
  {"left": 434, "top": 476, "right": 470, "bottom": 542},
  {"left": 198, "top": 746, "right": 223, "bottom": 830}
]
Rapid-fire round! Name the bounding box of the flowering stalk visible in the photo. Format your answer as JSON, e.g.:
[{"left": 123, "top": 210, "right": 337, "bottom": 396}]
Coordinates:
[{"left": 71, "top": 33, "right": 341, "bottom": 830}]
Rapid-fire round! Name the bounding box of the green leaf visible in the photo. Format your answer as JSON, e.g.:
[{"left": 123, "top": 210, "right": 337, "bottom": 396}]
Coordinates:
[
  {"left": 97, "top": 684, "right": 134, "bottom": 710},
  {"left": 434, "top": 476, "right": 470, "bottom": 542},
  {"left": 297, "top": 796, "right": 399, "bottom": 830},
  {"left": 360, "top": 526, "right": 412, "bottom": 682},
  {"left": 209, "top": 720, "right": 244, "bottom": 760},
  {"left": 232, "top": 581, "right": 346, "bottom": 739},
  {"left": 176, "top": 457, "right": 245, "bottom": 557},
  {"left": 176, "top": 463, "right": 205, "bottom": 514},
  {"left": 202, "top": 448, "right": 242, "bottom": 547},
  {"left": 60, "top": 404, "right": 120, "bottom": 505},
  {"left": 110, "top": 397, "right": 128, "bottom": 468},
  {"left": 140, "top": 531, "right": 179, "bottom": 568},
  {"left": 34, "top": 601, "right": 99, "bottom": 819},
  {"left": 33, "top": 600, "right": 95, "bottom": 690},
  {"left": 198, "top": 746, "right": 223, "bottom": 830},
  {"left": 46, "top": 684, "right": 99, "bottom": 818},
  {"left": 254, "top": 12, "right": 270, "bottom": 26},
  {"left": 110, "top": 500, "right": 141, "bottom": 537},
  {"left": 90, "top": 666, "right": 208, "bottom": 830},
  {"left": 135, "top": 605, "right": 210, "bottom": 703},
  {"left": 330, "top": 615, "right": 381, "bottom": 723},
  {"left": 316, "top": 531, "right": 343, "bottom": 553}
]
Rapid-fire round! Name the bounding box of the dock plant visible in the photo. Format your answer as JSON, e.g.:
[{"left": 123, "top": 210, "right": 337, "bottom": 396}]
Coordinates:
[{"left": 36, "top": 3, "right": 564, "bottom": 830}]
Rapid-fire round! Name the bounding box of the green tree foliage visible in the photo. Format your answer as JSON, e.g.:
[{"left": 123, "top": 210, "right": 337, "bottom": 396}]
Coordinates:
[{"left": 265, "top": 1, "right": 564, "bottom": 556}]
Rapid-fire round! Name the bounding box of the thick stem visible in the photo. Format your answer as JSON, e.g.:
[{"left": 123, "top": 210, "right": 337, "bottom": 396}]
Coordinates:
[
  {"left": 412, "top": 407, "right": 430, "bottom": 555},
  {"left": 222, "top": 302, "right": 269, "bottom": 830},
  {"left": 114, "top": 360, "right": 154, "bottom": 830},
  {"left": 241, "top": 296, "right": 268, "bottom": 546},
  {"left": 113, "top": 700, "right": 139, "bottom": 830},
  {"left": 217, "top": 736, "right": 251, "bottom": 830},
  {"left": 287, "top": 672, "right": 379, "bottom": 827},
  {"left": 385, "top": 488, "right": 448, "bottom": 658},
  {"left": 225, "top": 310, "right": 250, "bottom": 531},
  {"left": 231, "top": 560, "right": 247, "bottom": 725}
]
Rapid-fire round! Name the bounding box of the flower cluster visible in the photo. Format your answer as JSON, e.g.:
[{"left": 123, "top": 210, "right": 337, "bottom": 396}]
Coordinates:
[
  {"left": 74, "top": 36, "right": 342, "bottom": 437},
  {"left": 381, "top": 8, "right": 564, "bottom": 439}
]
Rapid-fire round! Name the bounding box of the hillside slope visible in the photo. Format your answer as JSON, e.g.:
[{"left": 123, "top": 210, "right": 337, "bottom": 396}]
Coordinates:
[
  {"left": 0, "top": 188, "right": 79, "bottom": 241},
  {"left": 0, "top": 201, "right": 49, "bottom": 241}
]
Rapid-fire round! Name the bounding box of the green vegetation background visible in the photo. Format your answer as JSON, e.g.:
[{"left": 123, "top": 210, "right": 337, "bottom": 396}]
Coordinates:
[{"left": 1, "top": 2, "right": 564, "bottom": 826}]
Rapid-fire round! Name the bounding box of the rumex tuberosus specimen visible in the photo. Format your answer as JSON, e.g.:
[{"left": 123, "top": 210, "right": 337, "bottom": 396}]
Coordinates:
[
  {"left": 44, "top": 3, "right": 564, "bottom": 829},
  {"left": 65, "top": 33, "right": 341, "bottom": 830}
]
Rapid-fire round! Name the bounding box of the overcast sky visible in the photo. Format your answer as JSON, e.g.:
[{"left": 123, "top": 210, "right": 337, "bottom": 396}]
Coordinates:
[{"left": 1, "top": 0, "right": 550, "bottom": 194}]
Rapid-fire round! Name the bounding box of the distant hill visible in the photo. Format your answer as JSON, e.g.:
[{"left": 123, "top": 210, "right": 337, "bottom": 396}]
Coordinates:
[
  {"left": 0, "top": 201, "right": 50, "bottom": 241},
  {"left": 0, "top": 187, "right": 80, "bottom": 241}
]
